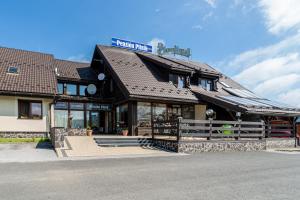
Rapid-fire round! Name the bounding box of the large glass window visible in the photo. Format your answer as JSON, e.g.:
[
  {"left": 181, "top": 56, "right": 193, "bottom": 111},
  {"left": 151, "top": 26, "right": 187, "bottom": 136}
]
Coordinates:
[
  {"left": 70, "top": 111, "right": 84, "bottom": 128},
  {"left": 57, "top": 83, "right": 64, "bottom": 95},
  {"left": 54, "top": 110, "right": 68, "bottom": 128},
  {"left": 116, "top": 104, "right": 128, "bottom": 128},
  {"left": 167, "top": 105, "right": 181, "bottom": 120},
  {"left": 153, "top": 103, "right": 167, "bottom": 121},
  {"left": 137, "top": 102, "right": 151, "bottom": 127},
  {"left": 182, "top": 105, "right": 195, "bottom": 119},
  {"left": 199, "top": 78, "right": 213, "bottom": 91},
  {"left": 66, "top": 84, "right": 77, "bottom": 95},
  {"left": 169, "top": 74, "right": 186, "bottom": 88},
  {"left": 79, "top": 85, "right": 87, "bottom": 96},
  {"left": 18, "top": 100, "right": 42, "bottom": 119}
]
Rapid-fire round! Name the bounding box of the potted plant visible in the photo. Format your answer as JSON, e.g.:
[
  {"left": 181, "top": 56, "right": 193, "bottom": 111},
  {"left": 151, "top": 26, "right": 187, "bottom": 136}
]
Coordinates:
[
  {"left": 86, "top": 126, "right": 93, "bottom": 137},
  {"left": 122, "top": 128, "right": 128, "bottom": 136}
]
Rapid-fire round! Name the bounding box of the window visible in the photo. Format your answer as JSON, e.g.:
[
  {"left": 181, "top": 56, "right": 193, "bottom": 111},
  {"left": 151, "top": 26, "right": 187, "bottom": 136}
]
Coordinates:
[
  {"left": 54, "top": 110, "right": 68, "bottom": 128},
  {"left": 7, "top": 66, "right": 18, "bottom": 74},
  {"left": 66, "top": 84, "right": 77, "bottom": 95},
  {"left": 57, "top": 83, "right": 64, "bottom": 94},
  {"left": 18, "top": 100, "right": 42, "bottom": 119},
  {"left": 167, "top": 105, "right": 181, "bottom": 120},
  {"left": 70, "top": 111, "right": 85, "bottom": 128},
  {"left": 137, "top": 102, "right": 151, "bottom": 127},
  {"left": 79, "top": 85, "right": 87, "bottom": 96},
  {"left": 116, "top": 104, "right": 128, "bottom": 128},
  {"left": 169, "top": 74, "right": 186, "bottom": 88},
  {"left": 182, "top": 105, "right": 195, "bottom": 119},
  {"left": 199, "top": 78, "right": 213, "bottom": 91},
  {"left": 152, "top": 103, "right": 167, "bottom": 121}
]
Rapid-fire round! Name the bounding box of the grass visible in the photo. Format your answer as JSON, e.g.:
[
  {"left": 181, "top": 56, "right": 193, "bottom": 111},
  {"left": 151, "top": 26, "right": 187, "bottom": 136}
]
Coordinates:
[{"left": 0, "top": 137, "right": 50, "bottom": 143}]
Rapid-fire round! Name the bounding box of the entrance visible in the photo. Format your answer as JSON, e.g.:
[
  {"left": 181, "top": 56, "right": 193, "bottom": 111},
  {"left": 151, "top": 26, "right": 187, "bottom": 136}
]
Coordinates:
[{"left": 87, "top": 111, "right": 112, "bottom": 134}]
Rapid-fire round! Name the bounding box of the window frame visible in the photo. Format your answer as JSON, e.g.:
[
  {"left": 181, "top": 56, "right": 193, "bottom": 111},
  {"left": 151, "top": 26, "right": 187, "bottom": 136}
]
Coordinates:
[
  {"left": 66, "top": 83, "right": 78, "bottom": 96},
  {"left": 198, "top": 78, "right": 213, "bottom": 91},
  {"left": 18, "top": 99, "right": 43, "bottom": 120}
]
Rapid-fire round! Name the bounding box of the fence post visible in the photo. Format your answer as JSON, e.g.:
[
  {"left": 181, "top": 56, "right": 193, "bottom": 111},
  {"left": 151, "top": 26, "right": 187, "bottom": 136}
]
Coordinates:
[
  {"left": 208, "top": 118, "right": 212, "bottom": 140},
  {"left": 151, "top": 119, "right": 154, "bottom": 140},
  {"left": 235, "top": 120, "right": 241, "bottom": 140},
  {"left": 177, "top": 117, "right": 182, "bottom": 142},
  {"left": 266, "top": 121, "right": 271, "bottom": 138}
]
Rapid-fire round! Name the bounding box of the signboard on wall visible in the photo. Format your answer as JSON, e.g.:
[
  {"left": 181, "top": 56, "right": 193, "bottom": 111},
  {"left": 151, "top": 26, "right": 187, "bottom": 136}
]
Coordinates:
[{"left": 111, "top": 38, "right": 152, "bottom": 53}]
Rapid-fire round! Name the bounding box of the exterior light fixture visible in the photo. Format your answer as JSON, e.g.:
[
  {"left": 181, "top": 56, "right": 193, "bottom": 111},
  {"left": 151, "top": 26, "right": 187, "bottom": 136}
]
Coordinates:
[{"left": 206, "top": 109, "right": 214, "bottom": 119}]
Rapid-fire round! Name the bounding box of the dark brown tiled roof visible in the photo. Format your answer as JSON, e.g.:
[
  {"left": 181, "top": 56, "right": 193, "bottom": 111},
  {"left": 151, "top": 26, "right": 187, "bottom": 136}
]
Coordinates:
[
  {"left": 97, "top": 45, "right": 198, "bottom": 102},
  {"left": 0, "top": 46, "right": 57, "bottom": 96},
  {"left": 54, "top": 59, "right": 97, "bottom": 81}
]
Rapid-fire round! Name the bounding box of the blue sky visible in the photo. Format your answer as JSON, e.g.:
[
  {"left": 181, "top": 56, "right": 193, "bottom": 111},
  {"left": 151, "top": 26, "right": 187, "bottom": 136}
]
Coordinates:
[{"left": 1, "top": 0, "right": 300, "bottom": 106}]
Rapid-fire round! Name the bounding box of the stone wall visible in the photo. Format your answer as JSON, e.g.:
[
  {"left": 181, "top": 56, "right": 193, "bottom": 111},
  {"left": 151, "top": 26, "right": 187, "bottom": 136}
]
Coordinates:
[
  {"left": 178, "top": 140, "right": 266, "bottom": 153},
  {"left": 0, "top": 132, "right": 48, "bottom": 138},
  {"left": 153, "top": 139, "right": 179, "bottom": 152},
  {"left": 50, "top": 128, "right": 87, "bottom": 148},
  {"left": 266, "top": 138, "right": 295, "bottom": 149}
]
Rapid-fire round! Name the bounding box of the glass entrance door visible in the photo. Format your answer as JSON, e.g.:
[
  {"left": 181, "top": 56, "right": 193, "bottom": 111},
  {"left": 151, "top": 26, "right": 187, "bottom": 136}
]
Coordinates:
[{"left": 87, "top": 111, "right": 100, "bottom": 134}]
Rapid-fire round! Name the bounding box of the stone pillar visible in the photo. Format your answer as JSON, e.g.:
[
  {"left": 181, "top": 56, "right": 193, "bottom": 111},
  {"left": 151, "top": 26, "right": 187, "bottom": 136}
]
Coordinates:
[{"left": 50, "top": 103, "right": 55, "bottom": 128}]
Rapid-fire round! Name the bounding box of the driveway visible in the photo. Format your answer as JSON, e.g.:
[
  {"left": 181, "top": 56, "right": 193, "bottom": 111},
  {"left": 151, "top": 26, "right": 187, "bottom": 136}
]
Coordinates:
[
  {"left": 0, "top": 142, "right": 58, "bottom": 162},
  {"left": 0, "top": 151, "right": 299, "bottom": 200}
]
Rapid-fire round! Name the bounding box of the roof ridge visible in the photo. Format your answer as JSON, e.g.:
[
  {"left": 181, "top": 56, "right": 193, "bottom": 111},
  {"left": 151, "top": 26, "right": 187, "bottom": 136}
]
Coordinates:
[
  {"left": 0, "top": 45, "right": 54, "bottom": 57},
  {"left": 55, "top": 58, "right": 90, "bottom": 64}
]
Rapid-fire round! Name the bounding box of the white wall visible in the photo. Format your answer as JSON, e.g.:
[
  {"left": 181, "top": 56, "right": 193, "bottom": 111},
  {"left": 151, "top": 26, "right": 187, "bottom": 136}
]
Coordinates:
[{"left": 0, "top": 96, "right": 52, "bottom": 132}]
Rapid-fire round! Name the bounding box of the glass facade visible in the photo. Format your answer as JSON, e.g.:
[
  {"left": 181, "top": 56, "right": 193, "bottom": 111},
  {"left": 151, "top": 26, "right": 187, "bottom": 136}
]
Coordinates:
[
  {"left": 152, "top": 103, "right": 167, "bottom": 121},
  {"left": 79, "top": 85, "right": 87, "bottom": 96},
  {"left": 70, "top": 111, "right": 84, "bottom": 128},
  {"left": 54, "top": 110, "right": 68, "bottom": 128},
  {"left": 57, "top": 83, "right": 64, "bottom": 95},
  {"left": 66, "top": 84, "right": 77, "bottom": 95},
  {"left": 137, "top": 102, "right": 151, "bottom": 127},
  {"left": 116, "top": 104, "right": 128, "bottom": 128}
]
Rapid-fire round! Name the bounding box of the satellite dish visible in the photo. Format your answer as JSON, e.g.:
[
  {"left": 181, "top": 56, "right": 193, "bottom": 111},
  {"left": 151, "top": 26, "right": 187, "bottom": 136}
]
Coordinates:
[
  {"left": 87, "top": 84, "right": 97, "bottom": 95},
  {"left": 98, "top": 73, "right": 105, "bottom": 81}
]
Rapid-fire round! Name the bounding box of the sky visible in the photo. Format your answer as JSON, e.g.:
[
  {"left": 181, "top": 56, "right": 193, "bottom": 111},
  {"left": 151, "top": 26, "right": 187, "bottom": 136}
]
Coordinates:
[{"left": 1, "top": 0, "right": 300, "bottom": 107}]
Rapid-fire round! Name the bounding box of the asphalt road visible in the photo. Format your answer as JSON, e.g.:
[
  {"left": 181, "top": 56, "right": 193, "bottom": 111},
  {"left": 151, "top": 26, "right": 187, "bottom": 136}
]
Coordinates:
[{"left": 0, "top": 151, "right": 300, "bottom": 200}]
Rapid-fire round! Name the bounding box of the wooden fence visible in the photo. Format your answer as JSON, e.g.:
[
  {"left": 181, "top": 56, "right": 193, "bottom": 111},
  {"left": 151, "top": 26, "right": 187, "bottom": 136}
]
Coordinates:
[
  {"left": 265, "top": 123, "right": 294, "bottom": 138},
  {"left": 152, "top": 118, "right": 265, "bottom": 141}
]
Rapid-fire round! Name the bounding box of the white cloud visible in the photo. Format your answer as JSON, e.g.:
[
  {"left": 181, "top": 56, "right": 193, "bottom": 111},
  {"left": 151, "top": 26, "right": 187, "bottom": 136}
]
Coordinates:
[
  {"left": 259, "top": 0, "right": 300, "bottom": 34},
  {"left": 278, "top": 89, "right": 300, "bottom": 107},
  {"left": 192, "top": 24, "right": 203, "bottom": 30},
  {"left": 155, "top": 8, "right": 160, "bottom": 13},
  {"left": 202, "top": 11, "right": 213, "bottom": 21},
  {"left": 67, "top": 54, "right": 89, "bottom": 63},
  {"left": 204, "top": 0, "right": 216, "bottom": 8},
  {"left": 148, "top": 38, "right": 165, "bottom": 54}
]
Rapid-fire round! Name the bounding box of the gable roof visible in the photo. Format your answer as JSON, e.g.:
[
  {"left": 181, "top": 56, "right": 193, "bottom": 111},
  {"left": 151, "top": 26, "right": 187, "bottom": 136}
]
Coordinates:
[
  {"left": 54, "top": 59, "right": 97, "bottom": 81},
  {"left": 0, "top": 46, "right": 57, "bottom": 96},
  {"left": 96, "top": 45, "right": 198, "bottom": 103}
]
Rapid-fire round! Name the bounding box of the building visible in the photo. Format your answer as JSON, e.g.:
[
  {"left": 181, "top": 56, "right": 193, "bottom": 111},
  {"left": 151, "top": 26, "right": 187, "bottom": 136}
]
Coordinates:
[{"left": 0, "top": 45, "right": 300, "bottom": 138}]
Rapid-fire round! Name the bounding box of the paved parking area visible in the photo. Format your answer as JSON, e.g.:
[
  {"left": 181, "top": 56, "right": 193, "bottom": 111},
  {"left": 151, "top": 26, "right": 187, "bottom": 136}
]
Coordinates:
[{"left": 0, "top": 142, "right": 58, "bottom": 162}]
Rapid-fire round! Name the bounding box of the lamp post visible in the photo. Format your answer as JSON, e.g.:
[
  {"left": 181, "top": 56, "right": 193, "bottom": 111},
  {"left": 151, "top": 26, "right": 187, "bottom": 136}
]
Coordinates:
[{"left": 206, "top": 109, "right": 214, "bottom": 120}]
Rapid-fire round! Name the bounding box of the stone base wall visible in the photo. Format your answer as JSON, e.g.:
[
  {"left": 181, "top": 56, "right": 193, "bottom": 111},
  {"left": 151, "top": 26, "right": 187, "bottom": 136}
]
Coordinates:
[
  {"left": 50, "top": 128, "right": 87, "bottom": 148},
  {"left": 266, "top": 138, "right": 295, "bottom": 149},
  {"left": 0, "top": 132, "right": 48, "bottom": 138},
  {"left": 153, "top": 139, "right": 179, "bottom": 152},
  {"left": 178, "top": 140, "right": 266, "bottom": 153}
]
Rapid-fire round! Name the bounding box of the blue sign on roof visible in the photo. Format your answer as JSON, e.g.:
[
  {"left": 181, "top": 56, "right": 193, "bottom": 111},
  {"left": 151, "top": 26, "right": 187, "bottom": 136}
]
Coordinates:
[{"left": 111, "top": 38, "right": 152, "bottom": 53}]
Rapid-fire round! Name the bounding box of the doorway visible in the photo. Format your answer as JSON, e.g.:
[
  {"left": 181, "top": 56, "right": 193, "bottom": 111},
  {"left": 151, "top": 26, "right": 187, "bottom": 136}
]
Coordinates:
[{"left": 87, "top": 111, "right": 112, "bottom": 134}]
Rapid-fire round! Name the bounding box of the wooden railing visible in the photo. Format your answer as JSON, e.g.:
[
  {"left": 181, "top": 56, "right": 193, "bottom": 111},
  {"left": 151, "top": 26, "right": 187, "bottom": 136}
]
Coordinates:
[
  {"left": 152, "top": 118, "right": 265, "bottom": 141},
  {"left": 265, "top": 123, "right": 294, "bottom": 138}
]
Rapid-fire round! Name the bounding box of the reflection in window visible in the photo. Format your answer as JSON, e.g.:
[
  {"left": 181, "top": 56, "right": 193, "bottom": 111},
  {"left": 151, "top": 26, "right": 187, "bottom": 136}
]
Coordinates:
[
  {"left": 54, "top": 110, "right": 68, "bottom": 128},
  {"left": 169, "top": 74, "right": 186, "bottom": 89},
  {"left": 70, "top": 111, "right": 84, "bottom": 128},
  {"left": 57, "top": 83, "right": 64, "bottom": 94},
  {"left": 199, "top": 78, "right": 213, "bottom": 91},
  {"left": 182, "top": 105, "right": 195, "bottom": 119},
  {"left": 66, "top": 84, "right": 77, "bottom": 95},
  {"left": 167, "top": 105, "right": 181, "bottom": 121},
  {"left": 153, "top": 103, "right": 167, "bottom": 121},
  {"left": 137, "top": 102, "right": 151, "bottom": 127},
  {"left": 116, "top": 104, "right": 128, "bottom": 128},
  {"left": 79, "top": 85, "right": 87, "bottom": 96},
  {"left": 18, "top": 100, "right": 42, "bottom": 119}
]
